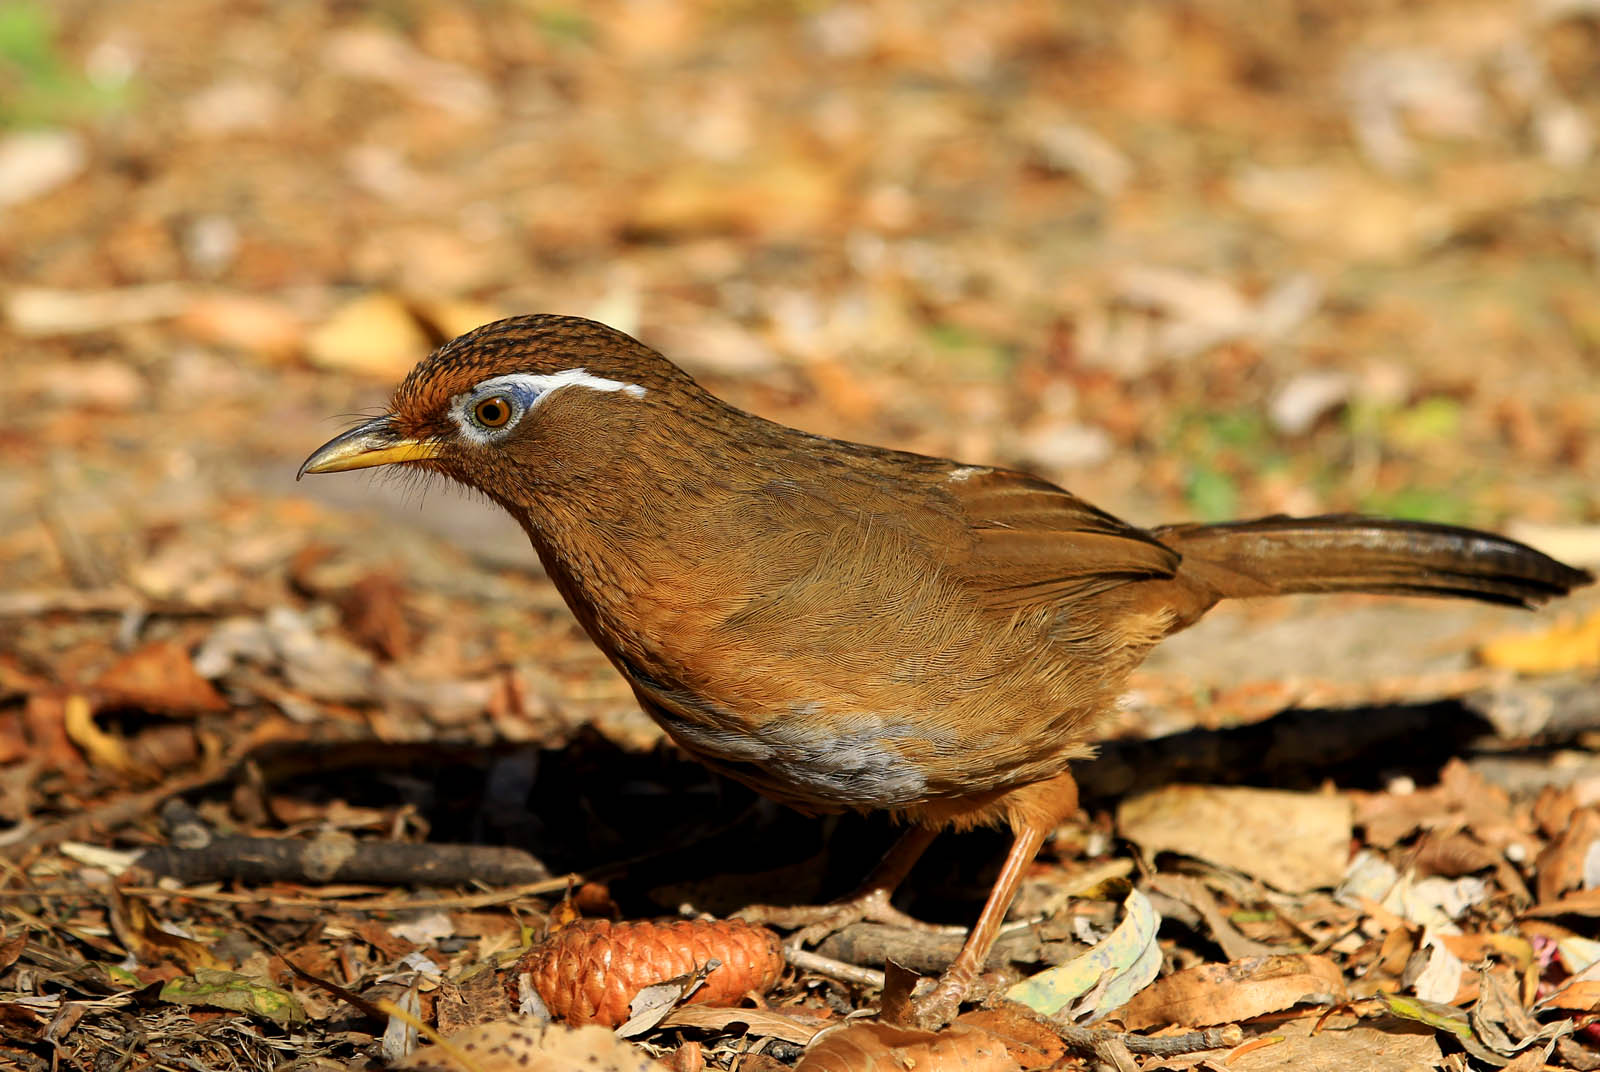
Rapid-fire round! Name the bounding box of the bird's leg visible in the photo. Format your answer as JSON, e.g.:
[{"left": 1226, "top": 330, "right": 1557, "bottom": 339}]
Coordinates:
[
  {"left": 736, "top": 824, "right": 951, "bottom": 944},
  {"left": 910, "top": 820, "right": 1047, "bottom": 1025},
  {"left": 912, "top": 770, "right": 1080, "bottom": 1026}
]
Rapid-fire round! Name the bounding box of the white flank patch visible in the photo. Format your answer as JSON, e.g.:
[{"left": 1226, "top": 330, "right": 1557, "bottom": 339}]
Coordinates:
[
  {"left": 448, "top": 367, "right": 646, "bottom": 442},
  {"left": 947, "top": 465, "right": 989, "bottom": 483}
]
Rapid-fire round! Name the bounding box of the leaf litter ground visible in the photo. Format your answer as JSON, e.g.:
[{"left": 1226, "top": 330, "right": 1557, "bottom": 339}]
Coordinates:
[{"left": 2, "top": 1, "right": 1599, "bottom": 1069}]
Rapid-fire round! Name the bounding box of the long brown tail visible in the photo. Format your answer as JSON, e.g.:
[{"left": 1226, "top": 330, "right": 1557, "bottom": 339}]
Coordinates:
[{"left": 1153, "top": 515, "right": 1594, "bottom": 609}]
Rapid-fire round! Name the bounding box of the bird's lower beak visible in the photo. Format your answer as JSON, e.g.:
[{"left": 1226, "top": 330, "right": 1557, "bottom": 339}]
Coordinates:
[{"left": 297, "top": 416, "right": 442, "bottom": 479}]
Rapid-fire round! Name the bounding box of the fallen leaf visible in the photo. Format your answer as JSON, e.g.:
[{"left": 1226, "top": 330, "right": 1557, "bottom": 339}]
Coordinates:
[
  {"left": 338, "top": 572, "right": 415, "bottom": 660},
  {"left": 1146, "top": 874, "right": 1287, "bottom": 960},
  {"left": 658, "top": 1004, "right": 827, "bottom": 1045},
  {"left": 412, "top": 298, "right": 502, "bottom": 341},
  {"left": 436, "top": 968, "right": 512, "bottom": 1037},
  {"left": 93, "top": 641, "right": 228, "bottom": 715},
  {"left": 1534, "top": 807, "right": 1600, "bottom": 905},
  {"left": 62, "top": 693, "right": 144, "bottom": 775},
  {"left": 397, "top": 1019, "right": 670, "bottom": 1072},
  {"left": 1217, "top": 1014, "right": 1442, "bottom": 1072},
  {"left": 160, "top": 969, "right": 306, "bottom": 1025},
  {"left": 1522, "top": 889, "right": 1600, "bottom": 917},
  {"left": 177, "top": 292, "right": 305, "bottom": 359},
  {"left": 6, "top": 284, "right": 189, "bottom": 335},
  {"left": 1411, "top": 934, "right": 1465, "bottom": 1004},
  {"left": 109, "top": 889, "right": 224, "bottom": 973},
  {"left": 952, "top": 1009, "right": 1067, "bottom": 1070},
  {"left": 1116, "top": 954, "right": 1347, "bottom": 1030},
  {"left": 795, "top": 1021, "right": 1019, "bottom": 1072},
  {"left": 1006, "top": 888, "right": 1161, "bottom": 1019},
  {"left": 617, "top": 964, "right": 714, "bottom": 1039},
  {"left": 1118, "top": 785, "right": 1352, "bottom": 892},
  {"left": 306, "top": 293, "right": 430, "bottom": 378},
  {"left": 1378, "top": 993, "right": 1509, "bottom": 1065},
  {"left": 1539, "top": 979, "right": 1600, "bottom": 1012},
  {"left": 1478, "top": 610, "right": 1600, "bottom": 673},
  {"left": 0, "top": 933, "right": 25, "bottom": 974},
  {"left": 0, "top": 130, "right": 86, "bottom": 208}
]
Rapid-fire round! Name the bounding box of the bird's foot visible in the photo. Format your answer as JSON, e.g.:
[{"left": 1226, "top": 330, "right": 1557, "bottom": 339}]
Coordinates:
[
  {"left": 906, "top": 973, "right": 969, "bottom": 1028},
  {"left": 736, "top": 887, "right": 958, "bottom": 949}
]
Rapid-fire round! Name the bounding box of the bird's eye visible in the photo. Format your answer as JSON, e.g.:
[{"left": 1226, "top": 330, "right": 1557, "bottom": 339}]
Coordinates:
[{"left": 473, "top": 396, "right": 512, "bottom": 428}]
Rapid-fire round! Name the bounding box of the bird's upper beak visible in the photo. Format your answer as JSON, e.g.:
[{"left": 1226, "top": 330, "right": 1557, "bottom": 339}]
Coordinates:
[{"left": 297, "top": 416, "right": 442, "bottom": 479}]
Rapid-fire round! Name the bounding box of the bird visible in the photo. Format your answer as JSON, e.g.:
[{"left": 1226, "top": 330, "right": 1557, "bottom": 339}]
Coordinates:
[{"left": 300, "top": 313, "right": 1592, "bottom": 1022}]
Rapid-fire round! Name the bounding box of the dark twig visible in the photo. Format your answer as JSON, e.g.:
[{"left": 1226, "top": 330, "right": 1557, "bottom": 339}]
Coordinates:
[{"left": 134, "top": 837, "right": 550, "bottom": 887}]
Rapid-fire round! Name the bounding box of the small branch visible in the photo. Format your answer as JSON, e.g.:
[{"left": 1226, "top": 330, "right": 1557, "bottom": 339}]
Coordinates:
[
  {"left": 134, "top": 837, "right": 551, "bottom": 887},
  {"left": 785, "top": 947, "right": 885, "bottom": 989},
  {"left": 816, "top": 920, "right": 1081, "bottom": 975}
]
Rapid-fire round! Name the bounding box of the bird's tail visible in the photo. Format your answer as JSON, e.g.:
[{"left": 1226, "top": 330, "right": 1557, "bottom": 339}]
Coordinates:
[{"left": 1153, "top": 515, "right": 1593, "bottom": 609}]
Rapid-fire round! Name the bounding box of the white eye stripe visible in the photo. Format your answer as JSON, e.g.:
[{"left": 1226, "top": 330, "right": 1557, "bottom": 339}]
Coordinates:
[
  {"left": 472, "top": 370, "right": 648, "bottom": 401},
  {"left": 447, "top": 368, "right": 647, "bottom": 442}
]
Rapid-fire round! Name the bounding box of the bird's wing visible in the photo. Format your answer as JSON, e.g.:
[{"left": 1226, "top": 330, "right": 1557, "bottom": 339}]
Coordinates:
[{"left": 939, "top": 467, "right": 1181, "bottom": 610}]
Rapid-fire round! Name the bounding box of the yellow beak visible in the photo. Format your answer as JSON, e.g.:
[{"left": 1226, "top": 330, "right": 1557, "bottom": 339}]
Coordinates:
[{"left": 297, "top": 417, "right": 442, "bottom": 478}]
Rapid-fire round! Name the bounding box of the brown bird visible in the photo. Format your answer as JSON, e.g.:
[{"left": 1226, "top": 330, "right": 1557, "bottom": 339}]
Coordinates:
[{"left": 301, "top": 314, "right": 1591, "bottom": 1020}]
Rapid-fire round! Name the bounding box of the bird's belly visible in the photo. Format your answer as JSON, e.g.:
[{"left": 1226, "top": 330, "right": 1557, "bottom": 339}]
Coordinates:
[{"left": 651, "top": 703, "right": 939, "bottom": 810}]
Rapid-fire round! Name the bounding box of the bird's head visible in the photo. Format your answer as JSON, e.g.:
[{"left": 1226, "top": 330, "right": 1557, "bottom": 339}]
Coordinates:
[{"left": 298, "top": 314, "right": 701, "bottom": 503}]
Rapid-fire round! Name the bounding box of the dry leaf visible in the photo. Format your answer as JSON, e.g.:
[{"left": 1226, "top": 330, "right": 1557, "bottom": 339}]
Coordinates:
[
  {"left": 338, "top": 572, "right": 415, "bottom": 660},
  {"left": 1534, "top": 807, "right": 1600, "bottom": 905},
  {"left": 398, "top": 1019, "right": 670, "bottom": 1072},
  {"left": 21, "top": 692, "right": 80, "bottom": 774},
  {"left": 1117, "top": 955, "right": 1348, "bottom": 1030},
  {"left": 62, "top": 693, "right": 144, "bottom": 776},
  {"left": 435, "top": 968, "right": 511, "bottom": 1037},
  {"left": 6, "top": 284, "right": 190, "bottom": 335},
  {"left": 795, "top": 1021, "right": 1020, "bottom": 1072},
  {"left": 1541, "top": 979, "right": 1600, "bottom": 1012},
  {"left": 1118, "top": 785, "right": 1352, "bottom": 892},
  {"left": 1410, "top": 935, "right": 1465, "bottom": 1004},
  {"left": 306, "top": 293, "right": 430, "bottom": 378},
  {"left": 1219, "top": 1014, "right": 1442, "bottom": 1072},
  {"left": 1523, "top": 889, "right": 1600, "bottom": 917},
  {"left": 954, "top": 1009, "right": 1069, "bottom": 1070},
  {"left": 1478, "top": 610, "right": 1600, "bottom": 673},
  {"left": 412, "top": 298, "right": 502, "bottom": 341},
  {"left": 177, "top": 292, "right": 306, "bottom": 359},
  {"left": 93, "top": 641, "right": 228, "bottom": 715},
  {"left": 657, "top": 1004, "right": 826, "bottom": 1045},
  {"left": 109, "top": 889, "right": 225, "bottom": 973}
]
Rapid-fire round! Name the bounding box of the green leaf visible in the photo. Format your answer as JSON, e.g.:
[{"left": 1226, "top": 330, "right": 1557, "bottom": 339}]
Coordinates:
[
  {"left": 1006, "top": 888, "right": 1162, "bottom": 1019},
  {"left": 1385, "top": 396, "right": 1462, "bottom": 449},
  {"left": 1378, "top": 992, "right": 1508, "bottom": 1067},
  {"left": 1185, "top": 462, "right": 1238, "bottom": 521},
  {"left": 160, "top": 969, "right": 307, "bottom": 1026}
]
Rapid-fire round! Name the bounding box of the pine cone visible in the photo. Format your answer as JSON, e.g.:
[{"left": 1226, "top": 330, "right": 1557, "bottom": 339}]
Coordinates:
[{"left": 511, "top": 918, "right": 784, "bottom": 1027}]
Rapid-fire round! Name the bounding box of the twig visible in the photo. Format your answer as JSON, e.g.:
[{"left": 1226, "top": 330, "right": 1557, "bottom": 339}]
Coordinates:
[
  {"left": 133, "top": 837, "right": 552, "bottom": 888},
  {"left": 816, "top": 919, "right": 1081, "bottom": 975},
  {"left": 0, "top": 763, "right": 235, "bottom": 859},
  {"left": 784, "top": 947, "right": 885, "bottom": 989},
  {"left": 1054, "top": 1019, "right": 1242, "bottom": 1057},
  {"left": 0, "top": 722, "right": 306, "bottom": 859},
  {"left": 0, "top": 587, "right": 247, "bottom": 618},
  {"left": 119, "top": 876, "right": 578, "bottom": 912},
  {"left": 1002, "top": 1002, "right": 1241, "bottom": 1060}
]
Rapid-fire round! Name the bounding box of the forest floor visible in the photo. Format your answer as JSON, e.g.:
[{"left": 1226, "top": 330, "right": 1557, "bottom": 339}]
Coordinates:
[{"left": 2, "top": 1, "right": 1599, "bottom": 1069}]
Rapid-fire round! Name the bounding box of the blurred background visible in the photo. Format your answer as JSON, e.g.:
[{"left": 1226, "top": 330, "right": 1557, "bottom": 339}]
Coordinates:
[
  {"left": 4, "top": 8, "right": 1600, "bottom": 1061},
  {"left": 2, "top": 0, "right": 1598, "bottom": 808}
]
